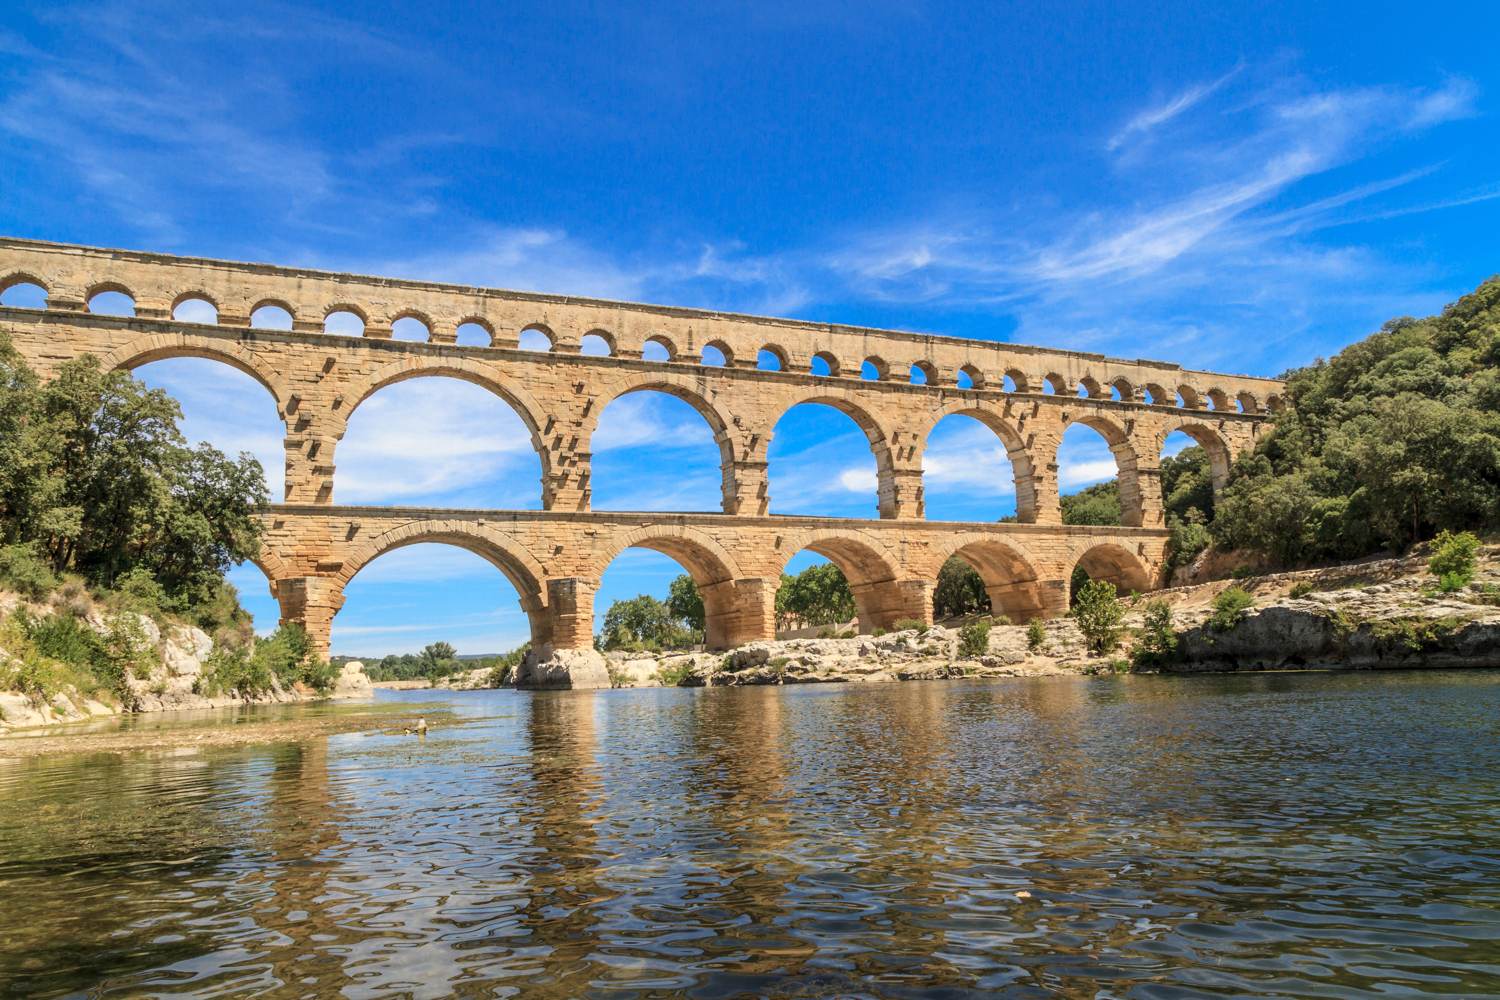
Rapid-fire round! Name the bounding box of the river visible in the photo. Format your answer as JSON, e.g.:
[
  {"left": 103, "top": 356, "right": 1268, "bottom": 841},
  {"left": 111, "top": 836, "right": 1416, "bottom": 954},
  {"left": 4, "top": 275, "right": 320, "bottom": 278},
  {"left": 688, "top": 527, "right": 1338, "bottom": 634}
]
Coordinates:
[{"left": 3, "top": 672, "right": 1499, "bottom": 998}]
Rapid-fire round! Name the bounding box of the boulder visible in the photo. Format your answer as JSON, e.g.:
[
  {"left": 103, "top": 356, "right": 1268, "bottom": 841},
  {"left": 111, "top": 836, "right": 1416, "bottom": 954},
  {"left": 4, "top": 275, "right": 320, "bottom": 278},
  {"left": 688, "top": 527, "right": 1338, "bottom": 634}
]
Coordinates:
[
  {"left": 332, "top": 660, "right": 373, "bottom": 699},
  {"left": 515, "top": 645, "right": 612, "bottom": 690}
]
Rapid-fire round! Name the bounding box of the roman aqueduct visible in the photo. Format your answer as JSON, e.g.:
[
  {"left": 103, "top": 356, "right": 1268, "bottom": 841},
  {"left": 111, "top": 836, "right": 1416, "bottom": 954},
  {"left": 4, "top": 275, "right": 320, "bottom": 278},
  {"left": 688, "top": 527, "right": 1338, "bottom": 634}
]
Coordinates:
[{"left": 0, "top": 238, "right": 1284, "bottom": 656}]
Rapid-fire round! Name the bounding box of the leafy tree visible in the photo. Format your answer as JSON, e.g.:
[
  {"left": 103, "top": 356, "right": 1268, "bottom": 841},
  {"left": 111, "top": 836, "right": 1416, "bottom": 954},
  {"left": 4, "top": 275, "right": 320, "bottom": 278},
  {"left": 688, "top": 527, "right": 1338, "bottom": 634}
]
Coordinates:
[
  {"left": 932, "top": 556, "right": 988, "bottom": 619},
  {"left": 1212, "top": 278, "right": 1500, "bottom": 564},
  {"left": 1071, "top": 579, "right": 1125, "bottom": 654},
  {"left": 667, "top": 574, "right": 705, "bottom": 632},
  {"left": 599, "top": 594, "right": 694, "bottom": 650},
  {"left": 1061, "top": 481, "right": 1121, "bottom": 526},
  {"left": 775, "top": 562, "right": 855, "bottom": 630},
  {"left": 1208, "top": 587, "right": 1254, "bottom": 632},
  {"left": 1428, "top": 529, "right": 1480, "bottom": 591},
  {"left": 1131, "top": 599, "right": 1177, "bottom": 668},
  {"left": 0, "top": 340, "right": 267, "bottom": 610}
]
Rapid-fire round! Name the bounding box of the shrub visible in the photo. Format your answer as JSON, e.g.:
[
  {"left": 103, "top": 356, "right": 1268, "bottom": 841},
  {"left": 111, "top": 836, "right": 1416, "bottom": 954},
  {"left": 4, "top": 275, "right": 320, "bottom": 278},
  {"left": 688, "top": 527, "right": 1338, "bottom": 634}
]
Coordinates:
[
  {"left": 1288, "top": 580, "right": 1316, "bottom": 599},
  {"left": 657, "top": 661, "right": 695, "bottom": 687},
  {"left": 991, "top": 615, "right": 1012, "bottom": 627},
  {"left": 1071, "top": 580, "right": 1125, "bottom": 654},
  {"left": 0, "top": 542, "right": 59, "bottom": 599},
  {"left": 958, "top": 620, "right": 991, "bottom": 658},
  {"left": 892, "top": 618, "right": 928, "bottom": 633},
  {"left": 1026, "top": 618, "right": 1046, "bottom": 651},
  {"left": 1209, "top": 587, "right": 1254, "bottom": 632},
  {"left": 1131, "top": 599, "right": 1177, "bottom": 668},
  {"left": 109, "top": 566, "right": 170, "bottom": 620},
  {"left": 1230, "top": 565, "right": 1254, "bottom": 580},
  {"left": 1428, "top": 530, "right": 1480, "bottom": 590}
]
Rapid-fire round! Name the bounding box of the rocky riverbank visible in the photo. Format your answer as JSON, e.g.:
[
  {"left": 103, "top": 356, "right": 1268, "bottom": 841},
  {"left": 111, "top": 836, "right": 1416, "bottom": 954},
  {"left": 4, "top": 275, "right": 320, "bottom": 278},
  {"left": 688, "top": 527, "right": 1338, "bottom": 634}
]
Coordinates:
[
  {"left": 0, "top": 591, "right": 371, "bottom": 731},
  {"left": 508, "top": 546, "right": 1500, "bottom": 689}
]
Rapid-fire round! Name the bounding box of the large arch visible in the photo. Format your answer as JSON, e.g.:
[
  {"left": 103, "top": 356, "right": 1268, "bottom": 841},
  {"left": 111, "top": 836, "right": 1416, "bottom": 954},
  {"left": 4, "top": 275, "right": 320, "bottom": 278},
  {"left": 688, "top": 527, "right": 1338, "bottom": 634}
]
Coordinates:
[
  {"left": 933, "top": 535, "right": 1050, "bottom": 622},
  {"left": 99, "top": 333, "right": 291, "bottom": 421},
  {"left": 592, "top": 526, "right": 751, "bottom": 648},
  {"left": 1071, "top": 542, "right": 1154, "bottom": 598},
  {"left": 336, "top": 522, "right": 550, "bottom": 644},
  {"left": 921, "top": 403, "right": 1039, "bottom": 522},
  {"left": 586, "top": 374, "right": 738, "bottom": 513},
  {"left": 775, "top": 528, "right": 913, "bottom": 632},
  {"left": 769, "top": 395, "right": 895, "bottom": 518},
  {"left": 1159, "top": 420, "right": 1232, "bottom": 493},
  {"left": 1057, "top": 414, "right": 1146, "bottom": 527}
]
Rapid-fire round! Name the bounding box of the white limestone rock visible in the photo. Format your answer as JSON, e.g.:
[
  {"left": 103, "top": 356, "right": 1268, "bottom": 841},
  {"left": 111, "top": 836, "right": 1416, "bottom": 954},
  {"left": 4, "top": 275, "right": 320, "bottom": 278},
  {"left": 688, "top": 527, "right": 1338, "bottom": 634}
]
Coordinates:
[{"left": 516, "top": 645, "right": 612, "bottom": 690}]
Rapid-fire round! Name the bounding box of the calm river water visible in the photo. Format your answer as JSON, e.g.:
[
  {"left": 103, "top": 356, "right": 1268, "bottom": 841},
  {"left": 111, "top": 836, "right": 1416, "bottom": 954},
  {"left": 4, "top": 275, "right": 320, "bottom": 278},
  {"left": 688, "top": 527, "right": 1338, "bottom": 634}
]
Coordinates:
[{"left": 3, "top": 672, "right": 1500, "bottom": 998}]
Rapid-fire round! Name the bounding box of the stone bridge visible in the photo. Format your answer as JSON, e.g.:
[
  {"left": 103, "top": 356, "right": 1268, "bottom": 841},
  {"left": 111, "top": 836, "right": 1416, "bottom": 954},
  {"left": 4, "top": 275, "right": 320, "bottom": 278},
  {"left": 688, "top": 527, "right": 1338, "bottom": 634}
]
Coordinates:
[{"left": 0, "top": 238, "right": 1283, "bottom": 656}]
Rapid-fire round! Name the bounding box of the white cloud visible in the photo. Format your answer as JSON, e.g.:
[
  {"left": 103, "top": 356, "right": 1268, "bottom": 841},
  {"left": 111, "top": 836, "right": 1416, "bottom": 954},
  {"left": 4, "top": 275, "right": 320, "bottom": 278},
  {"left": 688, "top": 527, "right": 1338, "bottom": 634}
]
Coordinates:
[{"left": 1106, "top": 65, "right": 1242, "bottom": 151}]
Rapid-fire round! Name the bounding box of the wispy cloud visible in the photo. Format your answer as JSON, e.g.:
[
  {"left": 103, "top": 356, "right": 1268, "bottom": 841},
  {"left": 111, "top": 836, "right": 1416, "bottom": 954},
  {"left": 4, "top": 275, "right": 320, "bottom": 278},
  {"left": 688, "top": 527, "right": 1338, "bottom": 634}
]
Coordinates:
[{"left": 1106, "top": 65, "right": 1242, "bottom": 151}]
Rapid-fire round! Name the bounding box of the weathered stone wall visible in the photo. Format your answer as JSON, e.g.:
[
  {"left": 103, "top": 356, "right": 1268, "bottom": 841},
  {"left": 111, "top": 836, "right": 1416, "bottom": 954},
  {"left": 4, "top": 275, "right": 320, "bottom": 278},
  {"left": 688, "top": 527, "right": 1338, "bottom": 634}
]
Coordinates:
[{"left": 0, "top": 238, "right": 1282, "bottom": 656}]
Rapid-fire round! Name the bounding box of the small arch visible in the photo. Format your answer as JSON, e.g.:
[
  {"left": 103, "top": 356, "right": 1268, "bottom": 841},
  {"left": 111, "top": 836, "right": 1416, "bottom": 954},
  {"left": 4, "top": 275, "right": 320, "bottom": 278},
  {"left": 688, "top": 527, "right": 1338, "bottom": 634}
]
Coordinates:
[
  {"left": 456, "top": 318, "right": 494, "bottom": 347},
  {"left": 1177, "top": 385, "right": 1203, "bottom": 409},
  {"left": 956, "top": 364, "right": 983, "bottom": 390},
  {"left": 757, "top": 346, "right": 787, "bottom": 371},
  {"left": 519, "top": 324, "right": 554, "bottom": 352},
  {"left": 861, "top": 357, "right": 887, "bottom": 381},
  {"left": 811, "top": 351, "right": 840, "bottom": 377},
  {"left": 170, "top": 292, "right": 218, "bottom": 323},
  {"left": 1041, "top": 373, "right": 1063, "bottom": 395},
  {"left": 1266, "top": 394, "right": 1286, "bottom": 414},
  {"left": 1079, "top": 376, "right": 1104, "bottom": 399},
  {"left": 1071, "top": 543, "right": 1154, "bottom": 601},
  {"left": 87, "top": 284, "right": 136, "bottom": 317},
  {"left": 1144, "top": 382, "right": 1168, "bottom": 406},
  {"left": 1205, "top": 388, "right": 1230, "bottom": 412},
  {"left": 642, "top": 335, "right": 676, "bottom": 362},
  {"left": 0, "top": 275, "right": 48, "bottom": 309},
  {"left": 250, "top": 300, "right": 295, "bottom": 330},
  {"left": 1110, "top": 378, "right": 1134, "bottom": 402},
  {"left": 1235, "top": 391, "right": 1258, "bottom": 414},
  {"left": 909, "top": 361, "right": 936, "bottom": 386},
  {"left": 391, "top": 314, "right": 431, "bottom": 342},
  {"left": 580, "top": 330, "right": 614, "bottom": 357},
  {"left": 324, "top": 305, "right": 367, "bottom": 336},
  {"left": 1002, "top": 370, "right": 1024, "bottom": 393},
  {"left": 701, "top": 341, "right": 732, "bottom": 367}
]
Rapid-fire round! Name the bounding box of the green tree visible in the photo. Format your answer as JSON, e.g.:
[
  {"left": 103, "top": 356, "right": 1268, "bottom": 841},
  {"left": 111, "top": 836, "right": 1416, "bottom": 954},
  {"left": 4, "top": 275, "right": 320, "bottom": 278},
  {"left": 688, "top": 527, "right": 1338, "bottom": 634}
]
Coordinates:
[
  {"left": 1061, "top": 481, "right": 1122, "bottom": 526},
  {"left": 1132, "top": 599, "right": 1177, "bottom": 667},
  {"left": 775, "top": 562, "right": 855, "bottom": 630},
  {"left": 0, "top": 343, "right": 267, "bottom": 609},
  {"left": 1071, "top": 579, "right": 1125, "bottom": 654},
  {"left": 1212, "top": 278, "right": 1500, "bottom": 565},
  {"left": 599, "top": 594, "right": 690, "bottom": 650},
  {"left": 932, "top": 556, "right": 988, "bottom": 619},
  {"left": 666, "top": 573, "right": 705, "bottom": 632},
  {"left": 1428, "top": 529, "right": 1481, "bottom": 591}
]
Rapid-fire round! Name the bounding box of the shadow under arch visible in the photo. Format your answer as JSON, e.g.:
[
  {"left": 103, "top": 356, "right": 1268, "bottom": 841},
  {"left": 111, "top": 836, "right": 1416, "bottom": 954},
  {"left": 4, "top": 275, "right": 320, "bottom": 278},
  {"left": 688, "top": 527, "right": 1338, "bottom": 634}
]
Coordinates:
[
  {"left": 1058, "top": 414, "right": 1147, "bottom": 527},
  {"left": 586, "top": 374, "right": 738, "bottom": 513},
  {"left": 336, "top": 524, "right": 550, "bottom": 641},
  {"left": 593, "top": 524, "right": 751, "bottom": 648},
  {"left": 921, "top": 403, "right": 1039, "bottom": 522},
  {"left": 776, "top": 528, "right": 912, "bottom": 632},
  {"left": 934, "top": 535, "right": 1050, "bottom": 621},
  {"left": 770, "top": 394, "right": 896, "bottom": 518},
  {"left": 1071, "top": 541, "right": 1155, "bottom": 598},
  {"left": 1160, "top": 420, "right": 1232, "bottom": 492}
]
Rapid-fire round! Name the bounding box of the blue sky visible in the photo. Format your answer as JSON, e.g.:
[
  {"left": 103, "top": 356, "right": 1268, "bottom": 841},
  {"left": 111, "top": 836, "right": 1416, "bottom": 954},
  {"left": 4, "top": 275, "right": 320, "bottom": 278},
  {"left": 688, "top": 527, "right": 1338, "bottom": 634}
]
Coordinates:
[{"left": 2, "top": 1, "right": 1497, "bottom": 654}]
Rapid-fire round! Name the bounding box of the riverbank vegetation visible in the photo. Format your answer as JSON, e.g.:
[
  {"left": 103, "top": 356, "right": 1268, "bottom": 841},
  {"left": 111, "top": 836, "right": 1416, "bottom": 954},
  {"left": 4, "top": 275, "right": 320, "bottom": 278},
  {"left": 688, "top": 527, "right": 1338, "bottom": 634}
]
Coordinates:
[{"left": 0, "top": 336, "right": 340, "bottom": 711}]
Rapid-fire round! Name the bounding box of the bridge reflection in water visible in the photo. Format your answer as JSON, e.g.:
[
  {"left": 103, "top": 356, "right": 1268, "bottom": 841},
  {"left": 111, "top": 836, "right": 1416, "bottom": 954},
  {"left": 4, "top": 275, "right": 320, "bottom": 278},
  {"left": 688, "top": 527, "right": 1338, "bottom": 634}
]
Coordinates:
[{"left": 5, "top": 676, "right": 1499, "bottom": 996}]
